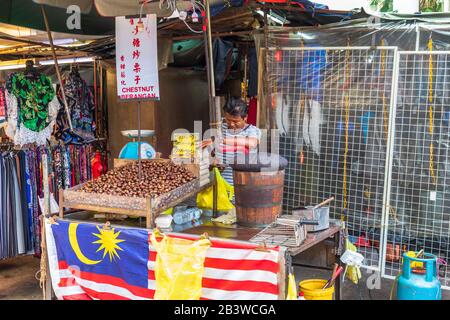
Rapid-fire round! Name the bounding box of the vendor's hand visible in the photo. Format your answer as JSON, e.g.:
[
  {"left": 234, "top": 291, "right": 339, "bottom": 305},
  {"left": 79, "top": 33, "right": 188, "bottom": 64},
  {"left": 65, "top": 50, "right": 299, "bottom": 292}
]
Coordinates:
[{"left": 201, "top": 139, "right": 213, "bottom": 149}]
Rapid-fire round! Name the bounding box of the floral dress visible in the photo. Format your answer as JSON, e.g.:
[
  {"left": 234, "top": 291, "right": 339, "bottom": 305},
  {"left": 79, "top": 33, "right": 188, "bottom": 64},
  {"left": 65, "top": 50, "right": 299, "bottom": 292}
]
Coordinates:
[
  {"left": 5, "top": 72, "right": 60, "bottom": 146},
  {"left": 57, "top": 71, "right": 95, "bottom": 142}
]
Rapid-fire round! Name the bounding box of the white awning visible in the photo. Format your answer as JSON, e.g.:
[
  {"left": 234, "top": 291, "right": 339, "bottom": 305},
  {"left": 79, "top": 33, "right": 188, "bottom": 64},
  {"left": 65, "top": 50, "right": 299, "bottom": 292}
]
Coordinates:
[{"left": 31, "top": 0, "right": 193, "bottom": 17}]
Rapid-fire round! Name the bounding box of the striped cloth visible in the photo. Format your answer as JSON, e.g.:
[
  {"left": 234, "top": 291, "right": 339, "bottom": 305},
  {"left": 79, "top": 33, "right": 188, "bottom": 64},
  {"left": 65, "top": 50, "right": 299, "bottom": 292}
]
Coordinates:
[
  {"left": 217, "top": 121, "right": 261, "bottom": 187},
  {"left": 46, "top": 222, "right": 281, "bottom": 300}
]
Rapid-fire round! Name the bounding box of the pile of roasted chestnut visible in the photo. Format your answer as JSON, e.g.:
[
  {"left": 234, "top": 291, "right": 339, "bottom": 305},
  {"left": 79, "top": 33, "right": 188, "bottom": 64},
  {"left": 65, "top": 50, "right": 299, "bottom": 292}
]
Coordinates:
[{"left": 80, "top": 160, "right": 195, "bottom": 198}]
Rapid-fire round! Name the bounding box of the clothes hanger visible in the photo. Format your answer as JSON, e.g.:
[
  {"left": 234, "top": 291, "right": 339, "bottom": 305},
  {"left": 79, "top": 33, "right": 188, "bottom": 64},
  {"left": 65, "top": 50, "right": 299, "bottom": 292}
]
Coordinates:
[
  {"left": 24, "top": 60, "right": 39, "bottom": 79},
  {"left": 70, "top": 63, "right": 80, "bottom": 77}
]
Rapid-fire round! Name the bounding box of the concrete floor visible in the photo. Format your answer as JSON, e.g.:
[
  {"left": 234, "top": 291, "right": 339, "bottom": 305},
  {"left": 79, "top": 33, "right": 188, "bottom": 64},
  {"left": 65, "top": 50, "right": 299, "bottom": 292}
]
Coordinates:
[
  {"left": 1, "top": 254, "right": 450, "bottom": 300},
  {"left": 0, "top": 256, "right": 42, "bottom": 300}
]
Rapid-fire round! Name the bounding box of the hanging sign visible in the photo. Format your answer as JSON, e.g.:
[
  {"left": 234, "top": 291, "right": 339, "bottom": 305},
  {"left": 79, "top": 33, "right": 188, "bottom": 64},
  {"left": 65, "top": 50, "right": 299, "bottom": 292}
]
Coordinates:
[{"left": 115, "top": 14, "right": 160, "bottom": 101}]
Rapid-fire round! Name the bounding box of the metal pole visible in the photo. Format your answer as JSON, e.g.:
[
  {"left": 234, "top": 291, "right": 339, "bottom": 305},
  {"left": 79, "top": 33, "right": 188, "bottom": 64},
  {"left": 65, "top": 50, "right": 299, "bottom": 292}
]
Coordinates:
[
  {"left": 415, "top": 24, "right": 421, "bottom": 51},
  {"left": 203, "top": 6, "right": 214, "bottom": 121},
  {"left": 205, "top": 0, "right": 215, "bottom": 96},
  {"left": 264, "top": 8, "right": 271, "bottom": 152},
  {"left": 138, "top": 100, "right": 142, "bottom": 179},
  {"left": 243, "top": 47, "right": 248, "bottom": 103},
  {"left": 203, "top": 0, "right": 217, "bottom": 130},
  {"left": 379, "top": 48, "right": 400, "bottom": 278},
  {"left": 42, "top": 152, "right": 50, "bottom": 217},
  {"left": 93, "top": 59, "right": 98, "bottom": 138},
  {"left": 173, "top": 30, "right": 253, "bottom": 41},
  {"left": 203, "top": 0, "right": 220, "bottom": 219},
  {"left": 40, "top": 5, "right": 73, "bottom": 131}
]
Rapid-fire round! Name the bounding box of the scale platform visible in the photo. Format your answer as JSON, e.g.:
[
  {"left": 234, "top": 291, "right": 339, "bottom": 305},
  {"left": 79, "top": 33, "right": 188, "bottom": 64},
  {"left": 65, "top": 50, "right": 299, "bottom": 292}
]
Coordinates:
[{"left": 121, "top": 130, "right": 155, "bottom": 138}]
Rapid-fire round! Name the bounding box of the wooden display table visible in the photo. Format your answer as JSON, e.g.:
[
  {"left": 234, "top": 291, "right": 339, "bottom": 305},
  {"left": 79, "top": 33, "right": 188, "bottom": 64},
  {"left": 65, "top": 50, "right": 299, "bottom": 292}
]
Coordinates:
[{"left": 58, "top": 159, "right": 216, "bottom": 228}]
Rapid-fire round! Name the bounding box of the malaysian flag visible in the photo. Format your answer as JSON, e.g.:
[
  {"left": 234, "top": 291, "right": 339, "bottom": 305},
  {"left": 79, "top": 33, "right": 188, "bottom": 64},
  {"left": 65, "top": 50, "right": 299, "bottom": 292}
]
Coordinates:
[{"left": 45, "top": 219, "right": 281, "bottom": 300}]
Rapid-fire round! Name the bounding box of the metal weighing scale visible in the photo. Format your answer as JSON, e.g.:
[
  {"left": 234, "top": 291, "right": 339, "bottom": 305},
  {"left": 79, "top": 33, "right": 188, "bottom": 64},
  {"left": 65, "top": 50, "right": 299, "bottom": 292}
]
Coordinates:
[{"left": 119, "top": 130, "right": 156, "bottom": 160}]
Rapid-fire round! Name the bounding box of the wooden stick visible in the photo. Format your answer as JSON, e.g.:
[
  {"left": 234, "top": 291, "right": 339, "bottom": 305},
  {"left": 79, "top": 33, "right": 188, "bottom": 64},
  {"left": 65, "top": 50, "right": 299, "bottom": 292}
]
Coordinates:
[
  {"left": 322, "top": 263, "right": 338, "bottom": 289},
  {"left": 327, "top": 266, "right": 344, "bottom": 289},
  {"left": 146, "top": 198, "right": 153, "bottom": 229},
  {"left": 59, "top": 189, "right": 64, "bottom": 218},
  {"left": 40, "top": 4, "right": 73, "bottom": 131},
  {"left": 313, "top": 197, "right": 335, "bottom": 210}
]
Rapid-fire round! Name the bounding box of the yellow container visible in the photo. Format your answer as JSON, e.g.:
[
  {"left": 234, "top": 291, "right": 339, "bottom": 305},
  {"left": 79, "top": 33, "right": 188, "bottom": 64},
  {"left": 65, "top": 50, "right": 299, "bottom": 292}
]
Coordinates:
[{"left": 299, "top": 279, "right": 334, "bottom": 300}]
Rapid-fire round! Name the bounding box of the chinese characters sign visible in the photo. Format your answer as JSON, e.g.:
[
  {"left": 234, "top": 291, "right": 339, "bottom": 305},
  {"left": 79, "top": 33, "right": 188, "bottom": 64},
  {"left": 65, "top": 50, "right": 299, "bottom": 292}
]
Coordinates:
[{"left": 115, "top": 14, "right": 160, "bottom": 100}]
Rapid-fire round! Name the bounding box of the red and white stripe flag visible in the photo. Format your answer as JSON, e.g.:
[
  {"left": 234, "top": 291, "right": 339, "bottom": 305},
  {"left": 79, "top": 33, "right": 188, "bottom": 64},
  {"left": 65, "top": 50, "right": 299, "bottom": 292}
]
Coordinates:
[
  {"left": 148, "top": 233, "right": 281, "bottom": 300},
  {"left": 45, "top": 221, "right": 281, "bottom": 300}
]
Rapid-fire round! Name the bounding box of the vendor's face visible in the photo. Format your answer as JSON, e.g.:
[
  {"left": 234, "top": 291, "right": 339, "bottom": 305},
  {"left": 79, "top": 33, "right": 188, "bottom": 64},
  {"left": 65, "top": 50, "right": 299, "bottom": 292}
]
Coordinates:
[{"left": 224, "top": 112, "right": 247, "bottom": 130}]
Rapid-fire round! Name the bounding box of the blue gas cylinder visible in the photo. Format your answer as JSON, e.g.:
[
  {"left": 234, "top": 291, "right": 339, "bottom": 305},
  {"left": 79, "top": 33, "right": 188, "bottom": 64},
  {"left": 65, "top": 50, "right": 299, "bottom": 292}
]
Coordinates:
[{"left": 397, "top": 252, "right": 441, "bottom": 300}]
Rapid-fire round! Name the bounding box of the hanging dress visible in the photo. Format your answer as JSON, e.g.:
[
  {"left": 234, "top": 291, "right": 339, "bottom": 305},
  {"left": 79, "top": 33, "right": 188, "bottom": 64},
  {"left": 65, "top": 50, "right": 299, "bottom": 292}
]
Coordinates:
[
  {"left": 5, "top": 72, "right": 60, "bottom": 146},
  {"left": 0, "top": 86, "right": 7, "bottom": 128},
  {"left": 56, "top": 70, "right": 96, "bottom": 143}
]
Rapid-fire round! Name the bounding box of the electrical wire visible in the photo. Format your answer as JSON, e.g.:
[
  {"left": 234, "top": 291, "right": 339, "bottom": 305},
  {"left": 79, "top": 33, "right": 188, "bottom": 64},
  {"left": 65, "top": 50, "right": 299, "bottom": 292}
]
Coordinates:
[
  {"left": 427, "top": 37, "right": 437, "bottom": 186},
  {"left": 389, "top": 274, "right": 401, "bottom": 300},
  {"left": 380, "top": 39, "right": 389, "bottom": 141},
  {"left": 182, "top": 19, "right": 203, "bottom": 34}
]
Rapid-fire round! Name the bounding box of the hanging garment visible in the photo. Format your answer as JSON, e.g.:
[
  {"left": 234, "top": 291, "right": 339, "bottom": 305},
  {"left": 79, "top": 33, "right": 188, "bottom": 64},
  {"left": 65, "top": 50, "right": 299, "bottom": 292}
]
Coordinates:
[
  {"left": 57, "top": 70, "right": 96, "bottom": 142},
  {"left": 4, "top": 155, "right": 16, "bottom": 257},
  {"left": 274, "top": 95, "right": 290, "bottom": 136},
  {"left": 213, "top": 38, "right": 234, "bottom": 91},
  {"left": 64, "top": 146, "right": 71, "bottom": 188},
  {"left": 289, "top": 97, "right": 305, "bottom": 154},
  {"left": 4, "top": 90, "right": 17, "bottom": 141},
  {"left": 247, "top": 47, "right": 258, "bottom": 97},
  {"left": 53, "top": 146, "right": 64, "bottom": 192},
  {"left": 23, "top": 151, "right": 35, "bottom": 251},
  {"left": 10, "top": 155, "right": 25, "bottom": 255},
  {"left": 247, "top": 97, "right": 258, "bottom": 126},
  {"left": 0, "top": 153, "right": 26, "bottom": 258},
  {"left": 308, "top": 100, "right": 322, "bottom": 156},
  {"left": 302, "top": 99, "right": 322, "bottom": 156},
  {"left": 17, "top": 151, "right": 32, "bottom": 252},
  {"left": 5, "top": 73, "right": 60, "bottom": 146},
  {"left": 0, "top": 86, "right": 7, "bottom": 128},
  {"left": 33, "top": 151, "right": 41, "bottom": 249},
  {"left": 91, "top": 151, "right": 104, "bottom": 179},
  {"left": 302, "top": 101, "right": 311, "bottom": 148},
  {"left": 0, "top": 154, "right": 5, "bottom": 259},
  {"left": 0, "top": 144, "right": 98, "bottom": 260}
]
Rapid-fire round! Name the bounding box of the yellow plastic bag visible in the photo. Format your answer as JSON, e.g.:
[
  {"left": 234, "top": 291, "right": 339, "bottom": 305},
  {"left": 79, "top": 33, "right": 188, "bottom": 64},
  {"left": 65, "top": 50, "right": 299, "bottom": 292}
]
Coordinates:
[
  {"left": 196, "top": 167, "right": 234, "bottom": 211},
  {"left": 150, "top": 232, "right": 211, "bottom": 300},
  {"left": 286, "top": 273, "right": 298, "bottom": 300},
  {"left": 345, "top": 239, "right": 362, "bottom": 284}
]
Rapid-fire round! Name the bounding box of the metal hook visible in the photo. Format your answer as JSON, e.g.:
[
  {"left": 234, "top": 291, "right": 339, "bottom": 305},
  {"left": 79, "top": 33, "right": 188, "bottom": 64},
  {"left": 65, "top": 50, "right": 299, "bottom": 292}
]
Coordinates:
[
  {"left": 255, "top": 241, "right": 270, "bottom": 252},
  {"left": 200, "top": 232, "right": 210, "bottom": 240},
  {"left": 102, "top": 221, "right": 111, "bottom": 230}
]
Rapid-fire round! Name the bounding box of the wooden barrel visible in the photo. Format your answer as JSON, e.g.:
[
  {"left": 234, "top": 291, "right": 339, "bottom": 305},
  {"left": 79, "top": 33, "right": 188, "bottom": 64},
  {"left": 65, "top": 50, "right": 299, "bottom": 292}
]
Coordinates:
[{"left": 233, "top": 170, "right": 285, "bottom": 227}]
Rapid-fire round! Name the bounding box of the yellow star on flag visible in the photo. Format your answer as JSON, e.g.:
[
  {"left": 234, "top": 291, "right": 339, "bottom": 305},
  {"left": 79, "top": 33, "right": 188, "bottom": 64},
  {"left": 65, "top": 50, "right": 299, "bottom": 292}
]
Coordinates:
[{"left": 92, "top": 226, "right": 125, "bottom": 262}]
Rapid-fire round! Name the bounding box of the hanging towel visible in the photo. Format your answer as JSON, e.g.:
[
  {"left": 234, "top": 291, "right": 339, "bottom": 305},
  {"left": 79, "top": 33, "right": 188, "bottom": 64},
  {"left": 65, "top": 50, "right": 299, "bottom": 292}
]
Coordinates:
[{"left": 308, "top": 100, "right": 322, "bottom": 156}]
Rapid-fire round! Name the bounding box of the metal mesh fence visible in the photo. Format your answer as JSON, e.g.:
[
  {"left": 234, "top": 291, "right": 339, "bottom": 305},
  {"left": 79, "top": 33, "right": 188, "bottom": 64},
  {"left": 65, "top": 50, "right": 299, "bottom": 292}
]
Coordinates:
[
  {"left": 384, "top": 51, "right": 450, "bottom": 288},
  {"left": 268, "top": 47, "right": 397, "bottom": 269}
]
